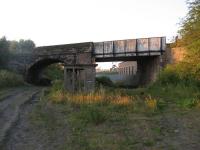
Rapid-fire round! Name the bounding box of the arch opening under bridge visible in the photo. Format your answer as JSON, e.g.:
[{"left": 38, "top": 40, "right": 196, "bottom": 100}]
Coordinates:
[{"left": 26, "top": 58, "right": 64, "bottom": 86}]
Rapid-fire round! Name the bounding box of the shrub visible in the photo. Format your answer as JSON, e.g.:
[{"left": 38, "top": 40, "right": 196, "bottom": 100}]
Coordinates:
[
  {"left": 157, "top": 64, "right": 200, "bottom": 87},
  {"left": 158, "top": 65, "right": 180, "bottom": 85},
  {"left": 176, "top": 98, "right": 200, "bottom": 109},
  {"left": 96, "top": 76, "right": 114, "bottom": 87},
  {"left": 43, "top": 64, "right": 64, "bottom": 81},
  {"left": 51, "top": 80, "right": 64, "bottom": 91},
  {"left": 0, "top": 70, "right": 24, "bottom": 88}
]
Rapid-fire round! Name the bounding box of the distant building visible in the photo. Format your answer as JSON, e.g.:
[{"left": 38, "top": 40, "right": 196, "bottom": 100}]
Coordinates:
[
  {"left": 118, "top": 61, "right": 137, "bottom": 75},
  {"left": 110, "top": 64, "right": 118, "bottom": 72},
  {"left": 96, "top": 68, "right": 111, "bottom": 73},
  {"left": 96, "top": 67, "right": 102, "bottom": 73}
]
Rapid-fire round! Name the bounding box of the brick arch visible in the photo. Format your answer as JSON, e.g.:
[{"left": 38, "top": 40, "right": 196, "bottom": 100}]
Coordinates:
[{"left": 25, "top": 58, "right": 64, "bottom": 85}]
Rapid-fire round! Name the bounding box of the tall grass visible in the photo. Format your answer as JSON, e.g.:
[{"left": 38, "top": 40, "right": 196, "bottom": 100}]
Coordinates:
[
  {"left": 144, "top": 65, "right": 200, "bottom": 109},
  {"left": 48, "top": 85, "right": 134, "bottom": 106},
  {"left": 0, "top": 70, "right": 24, "bottom": 89},
  {"left": 47, "top": 81, "right": 163, "bottom": 113}
]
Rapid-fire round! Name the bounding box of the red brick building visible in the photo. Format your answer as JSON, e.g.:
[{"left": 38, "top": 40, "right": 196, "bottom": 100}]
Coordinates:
[{"left": 118, "top": 61, "right": 137, "bottom": 75}]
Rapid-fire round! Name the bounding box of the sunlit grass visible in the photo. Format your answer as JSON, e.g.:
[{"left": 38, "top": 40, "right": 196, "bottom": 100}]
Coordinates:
[
  {"left": 194, "top": 99, "right": 200, "bottom": 108},
  {"left": 196, "top": 100, "right": 200, "bottom": 108},
  {"left": 110, "top": 95, "right": 133, "bottom": 106},
  {"left": 49, "top": 90, "right": 65, "bottom": 103},
  {"left": 69, "top": 92, "right": 105, "bottom": 104},
  {"left": 49, "top": 87, "right": 134, "bottom": 106}
]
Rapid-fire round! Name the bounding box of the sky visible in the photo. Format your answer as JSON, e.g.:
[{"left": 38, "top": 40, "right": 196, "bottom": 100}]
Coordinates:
[{"left": 0, "top": 0, "right": 188, "bottom": 69}]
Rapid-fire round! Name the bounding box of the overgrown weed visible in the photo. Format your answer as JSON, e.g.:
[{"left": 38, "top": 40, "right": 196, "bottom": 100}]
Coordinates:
[
  {"left": 145, "top": 95, "right": 157, "bottom": 111},
  {"left": 0, "top": 70, "right": 24, "bottom": 89}
]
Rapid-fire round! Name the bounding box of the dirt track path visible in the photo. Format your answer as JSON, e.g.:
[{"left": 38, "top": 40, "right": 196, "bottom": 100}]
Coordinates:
[
  {"left": 0, "top": 87, "right": 69, "bottom": 150},
  {"left": 0, "top": 87, "right": 41, "bottom": 149}
]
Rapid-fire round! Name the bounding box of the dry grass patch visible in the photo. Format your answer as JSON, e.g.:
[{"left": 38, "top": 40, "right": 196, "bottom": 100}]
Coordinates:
[{"left": 49, "top": 88, "right": 134, "bottom": 107}]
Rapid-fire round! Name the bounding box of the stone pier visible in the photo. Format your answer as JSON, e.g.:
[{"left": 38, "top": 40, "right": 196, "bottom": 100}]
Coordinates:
[
  {"left": 64, "top": 64, "right": 97, "bottom": 92},
  {"left": 137, "top": 56, "right": 161, "bottom": 86}
]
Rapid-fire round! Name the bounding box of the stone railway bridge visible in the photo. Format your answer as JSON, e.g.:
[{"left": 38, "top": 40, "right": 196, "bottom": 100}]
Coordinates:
[{"left": 8, "top": 37, "right": 166, "bottom": 92}]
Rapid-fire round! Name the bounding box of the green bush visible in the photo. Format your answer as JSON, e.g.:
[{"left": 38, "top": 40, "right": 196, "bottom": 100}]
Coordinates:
[
  {"left": 158, "top": 65, "right": 181, "bottom": 85},
  {"left": 176, "top": 98, "right": 199, "bottom": 109},
  {"left": 177, "top": 0, "right": 200, "bottom": 82},
  {"left": 96, "top": 76, "right": 114, "bottom": 87},
  {"left": 51, "top": 80, "right": 64, "bottom": 91},
  {"left": 43, "top": 64, "right": 64, "bottom": 81},
  {"left": 157, "top": 65, "right": 200, "bottom": 87},
  {"left": 0, "top": 70, "right": 24, "bottom": 88}
]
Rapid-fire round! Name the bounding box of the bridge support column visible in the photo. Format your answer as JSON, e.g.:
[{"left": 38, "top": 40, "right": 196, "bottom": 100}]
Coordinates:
[
  {"left": 64, "top": 64, "right": 97, "bottom": 93},
  {"left": 137, "top": 56, "right": 160, "bottom": 86}
]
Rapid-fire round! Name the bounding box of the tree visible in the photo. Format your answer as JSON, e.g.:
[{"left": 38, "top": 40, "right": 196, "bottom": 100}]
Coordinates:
[
  {"left": 18, "top": 39, "right": 35, "bottom": 53},
  {"left": 178, "top": 0, "right": 200, "bottom": 80},
  {"left": 9, "top": 40, "right": 19, "bottom": 54},
  {"left": 0, "top": 36, "right": 10, "bottom": 67},
  {"left": 9, "top": 39, "right": 35, "bottom": 54},
  {"left": 0, "top": 36, "right": 36, "bottom": 69},
  {"left": 179, "top": 0, "right": 200, "bottom": 48}
]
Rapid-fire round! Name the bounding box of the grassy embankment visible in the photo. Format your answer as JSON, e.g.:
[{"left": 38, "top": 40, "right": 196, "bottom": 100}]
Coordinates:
[
  {"left": 0, "top": 70, "right": 24, "bottom": 89},
  {"left": 0, "top": 70, "right": 25, "bottom": 100},
  {"left": 30, "top": 67, "right": 200, "bottom": 150}
]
